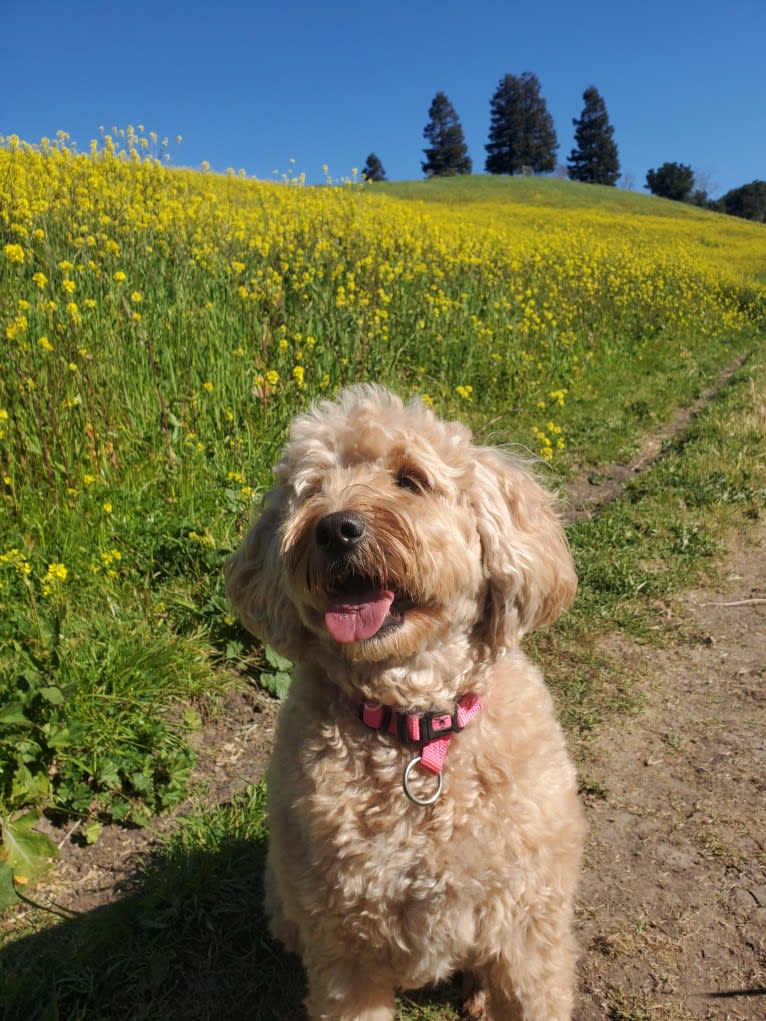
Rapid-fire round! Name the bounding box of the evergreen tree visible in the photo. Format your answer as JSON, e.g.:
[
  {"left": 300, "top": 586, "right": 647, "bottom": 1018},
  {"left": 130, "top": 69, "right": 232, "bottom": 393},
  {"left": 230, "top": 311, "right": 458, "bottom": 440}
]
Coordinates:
[
  {"left": 645, "top": 162, "right": 695, "bottom": 202},
  {"left": 567, "top": 86, "right": 620, "bottom": 185},
  {"left": 485, "top": 72, "right": 558, "bottom": 175},
  {"left": 421, "top": 92, "right": 472, "bottom": 177},
  {"left": 362, "top": 153, "right": 387, "bottom": 182}
]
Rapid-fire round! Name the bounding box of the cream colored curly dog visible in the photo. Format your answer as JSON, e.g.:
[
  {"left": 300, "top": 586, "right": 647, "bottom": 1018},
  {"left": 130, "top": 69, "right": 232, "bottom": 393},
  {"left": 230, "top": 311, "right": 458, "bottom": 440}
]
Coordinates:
[{"left": 226, "top": 386, "right": 584, "bottom": 1021}]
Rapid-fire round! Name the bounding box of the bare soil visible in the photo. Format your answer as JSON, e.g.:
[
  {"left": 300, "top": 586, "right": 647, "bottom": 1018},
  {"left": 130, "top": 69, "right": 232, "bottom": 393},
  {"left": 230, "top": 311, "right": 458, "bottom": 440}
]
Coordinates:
[
  {"left": 575, "top": 521, "right": 766, "bottom": 1020},
  {"left": 22, "top": 358, "right": 766, "bottom": 1018}
]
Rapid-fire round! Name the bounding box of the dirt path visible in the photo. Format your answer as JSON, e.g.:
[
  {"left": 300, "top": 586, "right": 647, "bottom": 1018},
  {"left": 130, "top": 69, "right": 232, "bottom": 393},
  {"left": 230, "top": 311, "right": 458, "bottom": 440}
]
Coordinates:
[{"left": 575, "top": 520, "right": 766, "bottom": 1020}]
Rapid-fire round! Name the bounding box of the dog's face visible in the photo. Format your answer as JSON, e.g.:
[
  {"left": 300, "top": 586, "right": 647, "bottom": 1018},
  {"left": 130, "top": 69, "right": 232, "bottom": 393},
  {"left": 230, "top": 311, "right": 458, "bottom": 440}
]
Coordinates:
[
  {"left": 275, "top": 409, "right": 486, "bottom": 666},
  {"left": 227, "top": 386, "right": 576, "bottom": 678}
]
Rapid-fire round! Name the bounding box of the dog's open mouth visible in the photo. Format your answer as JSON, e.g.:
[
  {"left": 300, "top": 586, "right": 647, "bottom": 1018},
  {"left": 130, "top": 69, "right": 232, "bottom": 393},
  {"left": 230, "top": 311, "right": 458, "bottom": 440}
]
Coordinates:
[{"left": 324, "top": 576, "right": 404, "bottom": 644}]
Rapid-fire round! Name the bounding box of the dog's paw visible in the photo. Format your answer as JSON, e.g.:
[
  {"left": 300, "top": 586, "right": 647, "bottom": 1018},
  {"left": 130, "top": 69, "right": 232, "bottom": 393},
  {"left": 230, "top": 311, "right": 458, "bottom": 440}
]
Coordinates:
[{"left": 459, "top": 973, "right": 492, "bottom": 1021}]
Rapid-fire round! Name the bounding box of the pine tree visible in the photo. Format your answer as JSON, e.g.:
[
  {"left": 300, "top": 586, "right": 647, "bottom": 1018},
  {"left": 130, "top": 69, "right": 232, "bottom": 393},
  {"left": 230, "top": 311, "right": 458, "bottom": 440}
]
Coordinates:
[
  {"left": 485, "top": 72, "right": 558, "bottom": 175},
  {"left": 567, "top": 86, "right": 620, "bottom": 185},
  {"left": 485, "top": 74, "right": 524, "bottom": 175},
  {"left": 421, "top": 92, "right": 472, "bottom": 178},
  {"left": 521, "top": 72, "right": 558, "bottom": 173},
  {"left": 362, "top": 153, "right": 387, "bottom": 182}
]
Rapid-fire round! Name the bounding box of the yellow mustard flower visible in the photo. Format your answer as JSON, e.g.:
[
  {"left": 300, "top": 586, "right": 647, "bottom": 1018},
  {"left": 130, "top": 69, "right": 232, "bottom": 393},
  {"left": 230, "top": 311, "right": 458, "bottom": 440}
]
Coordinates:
[
  {"left": 3, "top": 243, "right": 25, "bottom": 264},
  {"left": 46, "top": 562, "right": 68, "bottom": 582}
]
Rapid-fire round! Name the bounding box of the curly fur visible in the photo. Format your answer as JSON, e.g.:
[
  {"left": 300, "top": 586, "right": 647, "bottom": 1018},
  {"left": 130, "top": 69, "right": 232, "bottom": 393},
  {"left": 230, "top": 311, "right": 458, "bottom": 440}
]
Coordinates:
[{"left": 226, "top": 386, "right": 584, "bottom": 1020}]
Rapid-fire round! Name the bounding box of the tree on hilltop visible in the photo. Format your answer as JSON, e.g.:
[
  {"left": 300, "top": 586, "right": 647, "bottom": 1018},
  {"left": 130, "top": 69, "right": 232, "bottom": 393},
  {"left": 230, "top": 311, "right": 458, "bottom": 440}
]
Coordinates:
[
  {"left": 645, "top": 162, "right": 694, "bottom": 202},
  {"left": 362, "top": 153, "right": 387, "bottom": 182},
  {"left": 567, "top": 86, "right": 620, "bottom": 186},
  {"left": 720, "top": 180, "right": 766, "bottom": 222},
  {"left": 421, "top": 92, "right": 472, "bottom": 177},
  {"left": 485, "top": 72, "right": 558, "bottom": 175}
]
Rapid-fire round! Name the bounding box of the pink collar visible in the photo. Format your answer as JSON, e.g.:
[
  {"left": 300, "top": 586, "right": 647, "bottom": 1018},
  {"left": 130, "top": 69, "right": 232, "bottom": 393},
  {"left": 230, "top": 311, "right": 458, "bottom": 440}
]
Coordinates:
[{"left": 358, "top": 693, "right": 482, "bottom": 805}]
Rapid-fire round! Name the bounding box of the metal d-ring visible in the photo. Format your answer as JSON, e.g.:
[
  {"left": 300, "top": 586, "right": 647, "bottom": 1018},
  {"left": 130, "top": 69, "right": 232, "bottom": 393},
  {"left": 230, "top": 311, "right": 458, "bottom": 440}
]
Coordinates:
[{"left": 402, "top": 755, "right": 443, "bottom": 806}]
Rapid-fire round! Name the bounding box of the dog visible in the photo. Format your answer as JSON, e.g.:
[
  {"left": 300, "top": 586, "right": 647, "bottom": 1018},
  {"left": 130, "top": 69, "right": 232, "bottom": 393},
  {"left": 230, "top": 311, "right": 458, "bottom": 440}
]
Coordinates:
[{"left": 226, "top": 385, "right": 584, "bottom": 1021}]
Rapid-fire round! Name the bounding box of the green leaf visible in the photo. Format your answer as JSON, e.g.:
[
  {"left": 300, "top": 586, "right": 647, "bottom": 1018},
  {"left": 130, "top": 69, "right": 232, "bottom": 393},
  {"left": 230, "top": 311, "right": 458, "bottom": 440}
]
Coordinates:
[
  {"left": 42, "top": 724, "right": 73, "bottom": 749},
  {"left": 10, "top": 763, "right": 50, "bottom": 807},
  {"left": 81, "top": 820, "right": 102, "bottom": 845},
  {"left": 109, "top": 800, "right": 132, "bottom": 822},
  {"left": 20, "top": 665, "right": 44, "bottom": 686},
  {"left": 261, "top": 670, "right": 292, "bottom": 701},
  {"left": 131, "top": 808, "right": 151, "bottom": 828},
  {"left": 0, "top": 861, "right": 21, "bottom": 911},
  {"left": 39, "top": 686, "right": 65, "bottom": 705},
  {"left": 0, "top": 703, "right": 30, "bottom": 726},
  {"left": 0, "top": 811, "right": 59, "bottom": 887},
  {"left": 99, "top": 763, "right": 122, "bottom": 788},
  {"left": 225, "top": 638, "right": 244, "bottom": 660},
  {"left": 130, "top": 771, "right": 153, "bottom": 795},
  {"left": 264, "top": 645, "right": 293, "bottom": 672},
  {"left": 182, "top": 706, "right": 203, "bottom": 732}
]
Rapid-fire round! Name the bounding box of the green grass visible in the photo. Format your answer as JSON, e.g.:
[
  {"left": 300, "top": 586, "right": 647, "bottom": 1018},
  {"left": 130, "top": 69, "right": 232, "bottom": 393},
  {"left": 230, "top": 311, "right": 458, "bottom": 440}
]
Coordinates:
[{"left": 380, "top": 173, "right": 696, "bottom": 215}]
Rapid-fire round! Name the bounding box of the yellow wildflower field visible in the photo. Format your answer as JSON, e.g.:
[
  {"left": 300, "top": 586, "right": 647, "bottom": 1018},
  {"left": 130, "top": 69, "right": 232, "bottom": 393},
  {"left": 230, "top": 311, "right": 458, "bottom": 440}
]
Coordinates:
[
  {"left": 0, "top": 126, "right": 764, "bottom": 836},
  {"left": 1, "top": 133, "right": 763, "bottom": 492}
]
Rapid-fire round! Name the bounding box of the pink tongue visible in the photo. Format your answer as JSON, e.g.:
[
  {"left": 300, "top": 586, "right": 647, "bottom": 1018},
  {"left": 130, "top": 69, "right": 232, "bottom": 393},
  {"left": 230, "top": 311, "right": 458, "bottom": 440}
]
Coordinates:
[{"left": 325, "top": 589, "right": 395, "bottom": 643}]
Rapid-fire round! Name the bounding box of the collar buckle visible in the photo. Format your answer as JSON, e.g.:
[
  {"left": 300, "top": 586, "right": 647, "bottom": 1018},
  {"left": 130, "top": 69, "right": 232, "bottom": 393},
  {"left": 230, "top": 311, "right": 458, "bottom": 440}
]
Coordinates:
[
  {"left": 410, "top": 708, "right": 464, "bottom": 744},
  {"left": 359, "top": 698, "right": 475, "bottom": 744}
]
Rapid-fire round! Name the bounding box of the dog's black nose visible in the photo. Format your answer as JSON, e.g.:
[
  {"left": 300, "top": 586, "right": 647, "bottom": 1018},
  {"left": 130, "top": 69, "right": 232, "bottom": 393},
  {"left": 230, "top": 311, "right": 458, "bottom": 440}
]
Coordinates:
[{"left": 316, "top": 511, "right": 366, "bottom": 554}]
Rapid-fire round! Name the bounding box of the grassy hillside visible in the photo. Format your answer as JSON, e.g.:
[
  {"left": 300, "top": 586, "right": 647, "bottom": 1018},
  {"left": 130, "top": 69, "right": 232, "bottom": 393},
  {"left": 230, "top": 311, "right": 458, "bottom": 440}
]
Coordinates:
[
  {"left": 0, "top": 129, "right": 764, "bottom": 870},
  {"left": 381, "top": 175, "right": 766, "bottom": 283},
  {"left": 1, "top": 130, "right": 765, "bottom": 1021}
]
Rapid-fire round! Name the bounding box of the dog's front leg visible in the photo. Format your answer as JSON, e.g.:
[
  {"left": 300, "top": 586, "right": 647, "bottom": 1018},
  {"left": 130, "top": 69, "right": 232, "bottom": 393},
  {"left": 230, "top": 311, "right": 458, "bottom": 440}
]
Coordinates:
[
  {"left": 303, "top": 955, "right": 396, "bottom": 1021},
  {"left": 263, "top": 847, "right": 305, "bottom": 956},
  {"left": 477, "top": 937, "right": 576, "bottom": 1021}
]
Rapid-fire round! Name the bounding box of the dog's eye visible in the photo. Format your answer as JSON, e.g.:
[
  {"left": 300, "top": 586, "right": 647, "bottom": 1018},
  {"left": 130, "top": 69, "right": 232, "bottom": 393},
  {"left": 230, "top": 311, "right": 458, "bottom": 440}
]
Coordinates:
[
  {"left": 295, "top": 478, "right": 322, "bottom": 501},
  {"left": 396, "top": 469, "right": 429, "bottom": 494}
]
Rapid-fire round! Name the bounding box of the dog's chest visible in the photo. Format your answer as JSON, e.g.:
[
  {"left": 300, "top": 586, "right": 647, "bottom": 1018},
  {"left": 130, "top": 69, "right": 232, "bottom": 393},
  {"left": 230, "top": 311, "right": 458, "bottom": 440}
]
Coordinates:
[
  {"left": 292, "top": 716, "right": 502, "bottom": 909},
  {"left": 301, "top": 767, "right": 489, "bottom": 965}
]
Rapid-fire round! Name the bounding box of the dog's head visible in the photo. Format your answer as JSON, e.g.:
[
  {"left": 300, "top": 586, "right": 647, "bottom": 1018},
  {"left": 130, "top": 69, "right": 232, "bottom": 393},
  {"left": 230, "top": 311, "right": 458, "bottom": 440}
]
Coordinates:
[{"left": 226, "top": 385, "right": 576, "bottom": 674}]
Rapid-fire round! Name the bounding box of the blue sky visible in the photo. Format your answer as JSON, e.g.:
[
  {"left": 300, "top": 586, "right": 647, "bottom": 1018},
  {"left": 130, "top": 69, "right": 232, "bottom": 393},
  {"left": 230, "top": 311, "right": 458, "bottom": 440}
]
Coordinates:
[{"left": 4, "top": 0, "right": 764, "bottom": 197}]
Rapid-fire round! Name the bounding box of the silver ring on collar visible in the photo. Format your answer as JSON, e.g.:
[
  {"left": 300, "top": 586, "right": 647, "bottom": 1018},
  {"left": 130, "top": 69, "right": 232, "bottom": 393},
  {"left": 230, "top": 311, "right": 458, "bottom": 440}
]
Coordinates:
[{"left": 402, "top": 755, "right": 443, "bottom": 806}]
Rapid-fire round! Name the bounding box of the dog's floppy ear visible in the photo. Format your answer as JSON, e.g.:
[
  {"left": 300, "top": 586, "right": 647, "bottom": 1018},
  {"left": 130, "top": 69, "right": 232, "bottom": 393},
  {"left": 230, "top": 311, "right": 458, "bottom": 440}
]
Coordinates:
[
  {"left": 225, "top": 486, "right": 310, "bottom": 662},
  {"left": 469, "top": 446, "right": 577, "bottom": 649}
]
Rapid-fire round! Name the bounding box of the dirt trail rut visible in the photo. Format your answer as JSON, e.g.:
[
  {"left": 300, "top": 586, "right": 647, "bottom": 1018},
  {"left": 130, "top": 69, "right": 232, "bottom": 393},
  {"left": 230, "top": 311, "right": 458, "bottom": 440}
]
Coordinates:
[{"left": 575, "top": 520, "right": 766, "bottom": 1020}]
